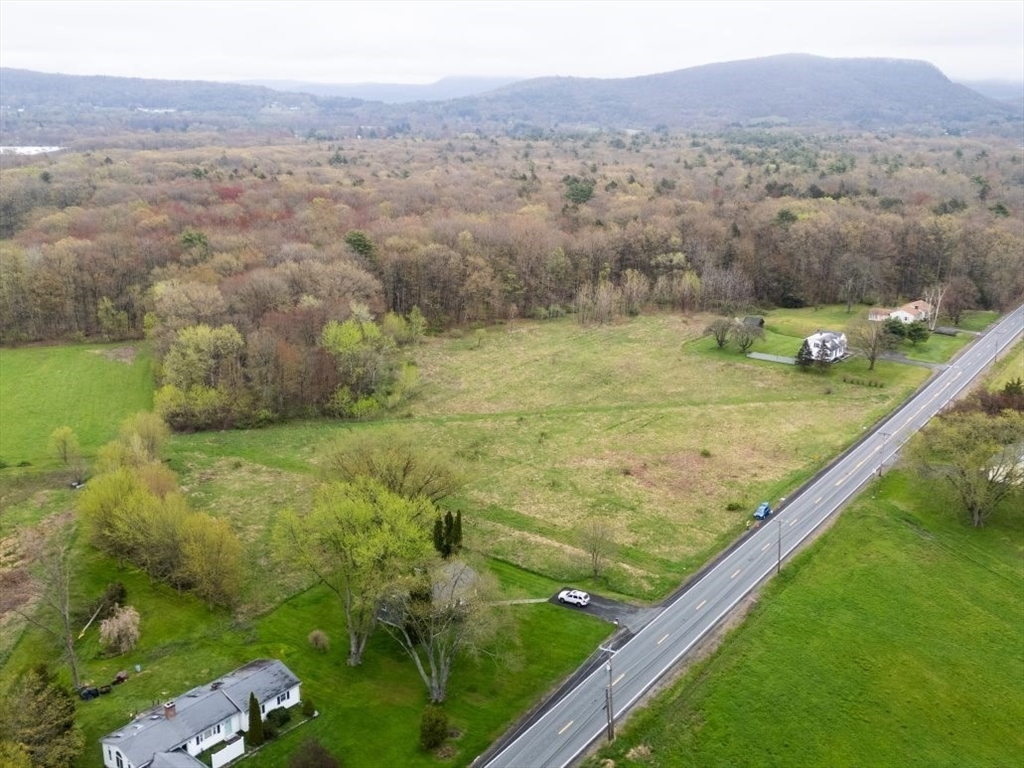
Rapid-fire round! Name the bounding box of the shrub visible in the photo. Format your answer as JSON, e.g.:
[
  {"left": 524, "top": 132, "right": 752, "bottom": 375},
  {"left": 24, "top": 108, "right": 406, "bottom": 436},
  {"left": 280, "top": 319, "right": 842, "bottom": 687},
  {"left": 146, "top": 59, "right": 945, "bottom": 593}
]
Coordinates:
[
  {"left": 84, "top": 582, "right": 127, "bottom": 625},
  {"left": 699, "top": 448, "right": 712, "bottom": 458},
  {"left": 263, "top": 718, "right": 279, "bottom": 741},
  {"left": 99, "top": 604, "right": 140, "bottom": 654},
  {"left": 308, "top": 629, "right": 330, "bottom": 652},
  {"left": 420, "top": 705, "right": 449, "bottom": 750},
  {"left": 725, "top": 501, "right": 743, "bottom": 511},
  {"left": 302, "top": 697, "right": 316, "bottom": 718},
  {"left": 268, "top": 706, "right": 292, "bottom": 728},
  {"left": 288, "top": 737, "right": 340, "bottom": 768}
]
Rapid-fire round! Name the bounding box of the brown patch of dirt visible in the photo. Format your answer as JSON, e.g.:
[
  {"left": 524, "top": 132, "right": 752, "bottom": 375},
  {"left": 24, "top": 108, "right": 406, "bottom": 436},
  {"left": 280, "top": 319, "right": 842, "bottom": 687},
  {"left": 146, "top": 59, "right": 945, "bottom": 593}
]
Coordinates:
[
  {"left": 94, "top": 347, "right": 137, "bottom": 364},
  {"left": 0, "top": 509, "right": 74, "bottom": 657}
]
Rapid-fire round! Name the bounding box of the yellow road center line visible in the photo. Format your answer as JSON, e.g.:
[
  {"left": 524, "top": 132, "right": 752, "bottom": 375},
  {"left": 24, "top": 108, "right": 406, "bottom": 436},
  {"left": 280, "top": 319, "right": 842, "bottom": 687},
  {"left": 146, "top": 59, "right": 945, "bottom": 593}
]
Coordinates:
[
  {"left": 558, "top": 720, "right": 574, "bottom": 736},
  {"left": 658, "top": 633, "right": 669, "bottom": 645},
  {"left": 815, "top": 497, "right": 822, "bottom": 504},
  {"left": 696, "top": 599, "right": 706, "bottom": 610},
  {"left": 731, "top": 568, "right": 741, "bottom": 579},
  {"left": 613, "top": 673, "right": 624, "bottom": 686},
  {"left": 762, "top": 542, "right": 771, "bottom": 551},
  {"left": 789, "top": 518, "right": 798, "bottom": 526}
]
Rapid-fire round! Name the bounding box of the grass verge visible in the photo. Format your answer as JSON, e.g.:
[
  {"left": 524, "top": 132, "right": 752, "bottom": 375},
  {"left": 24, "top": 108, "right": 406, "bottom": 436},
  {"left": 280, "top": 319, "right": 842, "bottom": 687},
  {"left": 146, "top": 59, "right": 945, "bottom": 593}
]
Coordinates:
[{"left": 585, "top": 469, "right": 1024, "bottom": 767}]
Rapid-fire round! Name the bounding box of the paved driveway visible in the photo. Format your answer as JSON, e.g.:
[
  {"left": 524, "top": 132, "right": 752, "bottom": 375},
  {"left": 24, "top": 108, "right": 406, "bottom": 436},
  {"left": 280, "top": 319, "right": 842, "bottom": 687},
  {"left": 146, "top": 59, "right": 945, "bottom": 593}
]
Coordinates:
[{"left": 550, "top": 589, "right": 659, "bottom": 632}]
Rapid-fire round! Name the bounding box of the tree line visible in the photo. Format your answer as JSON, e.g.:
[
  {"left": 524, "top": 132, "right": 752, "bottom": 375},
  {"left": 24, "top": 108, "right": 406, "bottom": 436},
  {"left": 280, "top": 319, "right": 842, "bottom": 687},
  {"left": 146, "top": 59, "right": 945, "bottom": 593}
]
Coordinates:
[{"left": 1, "top": 129, "right": 1021, "bottom": 427}]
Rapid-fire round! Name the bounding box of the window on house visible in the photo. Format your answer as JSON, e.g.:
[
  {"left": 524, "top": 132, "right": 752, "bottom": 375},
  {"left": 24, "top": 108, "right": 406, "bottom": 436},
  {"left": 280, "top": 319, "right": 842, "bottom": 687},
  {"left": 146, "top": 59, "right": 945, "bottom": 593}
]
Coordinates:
[{"left": 115, "top": 753, "right": 124, "bottom": 768}]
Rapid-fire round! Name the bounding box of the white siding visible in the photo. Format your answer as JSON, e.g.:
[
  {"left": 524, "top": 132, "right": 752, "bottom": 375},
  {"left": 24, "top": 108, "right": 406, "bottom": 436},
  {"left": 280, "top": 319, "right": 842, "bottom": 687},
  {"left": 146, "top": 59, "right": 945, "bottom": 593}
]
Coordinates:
[
  {"left": 261, "top": 683, "right": 301, "bottom": 717},
  {"left": 212, "top": 736, "right": 245, "bottom": 768},
  {"left": 185, "top": 720, "right": 229, "bottom": 756}
]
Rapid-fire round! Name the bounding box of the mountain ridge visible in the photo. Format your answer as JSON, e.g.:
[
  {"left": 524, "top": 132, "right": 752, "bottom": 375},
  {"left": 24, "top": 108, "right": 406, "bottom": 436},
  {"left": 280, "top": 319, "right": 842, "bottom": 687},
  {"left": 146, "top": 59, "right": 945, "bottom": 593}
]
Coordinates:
[{"left": 1, "top": 54, "right": 1019, "bottom": 141}]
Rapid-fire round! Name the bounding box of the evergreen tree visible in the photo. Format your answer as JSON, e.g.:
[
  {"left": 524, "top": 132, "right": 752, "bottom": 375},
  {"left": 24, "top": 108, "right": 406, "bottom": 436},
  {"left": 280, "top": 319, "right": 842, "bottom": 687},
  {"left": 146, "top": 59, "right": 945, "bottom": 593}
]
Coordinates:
[
  {"left": 442, "top": 511, "right": 455, "bottom": 558},
  {"left": 814, "top": 338, "right": 833, "bottom": 372},
  {"left": 248, "top": 692, "right": 264, "bottom": 746},
  {"left": 906, "top": 320, "right": 930, "bottom": 346},
  {"left": 432, "top": 516, "right": 446, "bottom": 558},
  {"left": 0, "top": 665, "right": 83, "bottom": 767},
  {"left": 796, "top": 339, "right": 815, "bottom": 369},
  {"left": 452, "top": 511, "right": 463, "bottom": 555}
]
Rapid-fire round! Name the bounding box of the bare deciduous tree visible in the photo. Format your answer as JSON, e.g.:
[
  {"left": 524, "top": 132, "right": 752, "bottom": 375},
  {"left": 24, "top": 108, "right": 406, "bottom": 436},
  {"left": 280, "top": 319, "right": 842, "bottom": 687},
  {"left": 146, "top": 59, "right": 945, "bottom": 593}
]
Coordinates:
[
  {"left": 579, "top": 516, "right": 616, "bottom": 580},
  {"left": 16, "top": 527, "right": 81, "bottom": 688},
  {"left": 379, "top": 558, "right": 503, "bottom": 703},
  {"left": 731, "top": 320, "right": 765, "bottom": 353},
  {"left": 705, "top": 317, "right": 733, "bottom": 349},
  {"left": 847, "top": 319, "right": 897, "bottom": 371}
]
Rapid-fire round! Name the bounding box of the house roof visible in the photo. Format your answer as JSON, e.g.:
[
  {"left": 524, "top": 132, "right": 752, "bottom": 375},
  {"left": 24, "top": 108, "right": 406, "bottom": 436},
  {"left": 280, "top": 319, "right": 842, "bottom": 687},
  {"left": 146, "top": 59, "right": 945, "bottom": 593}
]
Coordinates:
[
  {"left": 899, "top": 300, "right": 932, "bottom": 315},
  {"left": 100, "top": 659, "right": 299, "bottom": 768},
  {"left": 806, "top": 331, "right": 846, "bottom": 345},
  {"left": 151, "top": 752, "right": 207, "bottom": 768}
]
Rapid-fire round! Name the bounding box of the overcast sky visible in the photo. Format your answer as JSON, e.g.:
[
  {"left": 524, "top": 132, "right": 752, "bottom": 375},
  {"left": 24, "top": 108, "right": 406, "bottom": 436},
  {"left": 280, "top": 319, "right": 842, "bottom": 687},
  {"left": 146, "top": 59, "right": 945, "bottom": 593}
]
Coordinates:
[{"left": 1, "top": 1, "right": 1022, "bottom": 84}]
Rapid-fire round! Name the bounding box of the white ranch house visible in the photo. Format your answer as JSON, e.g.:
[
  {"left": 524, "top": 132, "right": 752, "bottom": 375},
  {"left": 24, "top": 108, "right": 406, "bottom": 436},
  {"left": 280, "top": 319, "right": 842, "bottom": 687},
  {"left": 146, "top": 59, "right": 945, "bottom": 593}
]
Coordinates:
[
  {"left": 100, "top": 659, "right": 300, "bottom": 768},
  {"left": 804, "top": 331, "right": 848, "bottom": 362},
  {"left": 868, "top": 300, "right": 933, "bottom": 324}
]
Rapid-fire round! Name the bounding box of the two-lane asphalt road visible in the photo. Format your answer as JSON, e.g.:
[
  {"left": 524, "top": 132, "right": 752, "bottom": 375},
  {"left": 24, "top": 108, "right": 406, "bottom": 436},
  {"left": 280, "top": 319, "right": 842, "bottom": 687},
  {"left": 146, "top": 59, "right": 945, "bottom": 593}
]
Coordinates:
[{"left": 484, "top": 305, "right": 1023, "bottom": 768}]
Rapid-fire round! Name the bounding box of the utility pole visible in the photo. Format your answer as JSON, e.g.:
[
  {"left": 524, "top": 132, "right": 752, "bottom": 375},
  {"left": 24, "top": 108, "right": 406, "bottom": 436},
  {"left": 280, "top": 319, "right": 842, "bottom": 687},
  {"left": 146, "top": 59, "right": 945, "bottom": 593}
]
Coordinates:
[
  {"left": 599, "top": 645, "right": 619, "bottom": 741},
  {"left": 776, "top": 515, "right": 782, "bottom": 574}
]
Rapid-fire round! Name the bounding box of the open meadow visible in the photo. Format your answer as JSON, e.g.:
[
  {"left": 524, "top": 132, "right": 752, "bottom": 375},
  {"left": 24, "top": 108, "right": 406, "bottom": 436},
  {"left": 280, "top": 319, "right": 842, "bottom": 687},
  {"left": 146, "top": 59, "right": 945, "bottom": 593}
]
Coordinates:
[
  {"left": 168, "top": 309, "right": 933, "bottom": 607},
  {"left": 0, "top": 307, "right": 1005, "bottom": 767}
]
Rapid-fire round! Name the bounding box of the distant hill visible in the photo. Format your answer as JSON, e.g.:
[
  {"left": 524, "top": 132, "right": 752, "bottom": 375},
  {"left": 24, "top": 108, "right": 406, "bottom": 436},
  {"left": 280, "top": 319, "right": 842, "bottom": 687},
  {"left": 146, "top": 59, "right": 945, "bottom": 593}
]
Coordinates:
[
  {"left": 0, "top": 67, "right": 322, "bottom": 112},
  {"left": 441, "top": 54, "right": 1019, "bottom": 132},
  {"left": 240, "top": 76, "right": 522, "bottom": 103},
  {"left": 1, "top": 55, "right": 1019, "bottom": 143},
  {"left": 958, "top": 79, "right": 1024, "bottom": 102}
]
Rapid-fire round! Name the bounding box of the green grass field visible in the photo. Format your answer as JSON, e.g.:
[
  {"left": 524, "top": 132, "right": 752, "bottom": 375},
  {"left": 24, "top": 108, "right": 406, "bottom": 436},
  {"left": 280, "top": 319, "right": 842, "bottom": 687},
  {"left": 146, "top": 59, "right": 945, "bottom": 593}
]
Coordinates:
[
  {"left": 167, "top": 311, "right": 934, "bottom": 604},
  {"left": 1, "top": 306, "right": 1010, "bottom": 768},
  {"left": 586, "top": 470, "right": 1024, "bottom": 767},
  {"left": 0, "top": 343, "right": 154, "bottom": 466}
]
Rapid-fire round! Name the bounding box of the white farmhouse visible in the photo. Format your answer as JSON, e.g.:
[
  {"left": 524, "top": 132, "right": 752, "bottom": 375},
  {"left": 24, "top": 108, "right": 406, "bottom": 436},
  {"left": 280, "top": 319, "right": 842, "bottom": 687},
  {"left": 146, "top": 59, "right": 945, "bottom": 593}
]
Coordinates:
[
  {"left": 804, "top": 330, "right": 848, "bottom": 362},
  {"left": 100, "top": 659, "right": 300, "bottom": 768}
]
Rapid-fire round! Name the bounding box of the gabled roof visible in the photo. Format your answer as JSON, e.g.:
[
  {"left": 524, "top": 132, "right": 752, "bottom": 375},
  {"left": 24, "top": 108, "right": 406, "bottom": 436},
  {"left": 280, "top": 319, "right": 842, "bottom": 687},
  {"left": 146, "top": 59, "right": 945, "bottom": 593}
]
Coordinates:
[
  {"left": 100, "top": 659, "right": 299, "bottom": 768},
  {"left": 806, "top": 330, "right": 846, "bottom": 346},
  {"left": 899, "top": 300, "right": 932, "bottom": 316},
  {"left": 151, "top": 752, "right": 206, "bottom": 768}
]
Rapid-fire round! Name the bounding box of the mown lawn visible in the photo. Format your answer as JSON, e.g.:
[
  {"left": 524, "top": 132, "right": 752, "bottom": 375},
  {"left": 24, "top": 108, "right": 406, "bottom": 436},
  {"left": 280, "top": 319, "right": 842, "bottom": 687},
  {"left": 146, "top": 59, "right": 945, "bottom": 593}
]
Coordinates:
[
  {"left": 586, "top": 469, "right": 1024, "bottom": 767},
  {"left": 0, "top": 342, "right": 153, "bottom": 467},
  {"left": 2, "top": 546, "right": 611, "bottom": 768}
]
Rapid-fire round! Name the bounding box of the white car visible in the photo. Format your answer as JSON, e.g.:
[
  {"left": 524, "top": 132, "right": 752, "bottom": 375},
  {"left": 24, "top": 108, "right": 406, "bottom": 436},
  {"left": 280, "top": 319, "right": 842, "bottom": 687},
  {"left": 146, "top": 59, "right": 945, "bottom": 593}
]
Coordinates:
[{"left": 557, "top": 589, "right": 591, "bottom": 607}]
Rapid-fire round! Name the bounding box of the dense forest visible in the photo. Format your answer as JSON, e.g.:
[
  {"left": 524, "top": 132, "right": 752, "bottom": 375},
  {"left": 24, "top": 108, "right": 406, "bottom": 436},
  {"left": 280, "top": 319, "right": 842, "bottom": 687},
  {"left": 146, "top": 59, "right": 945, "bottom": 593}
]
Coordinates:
[{"left": 2, "top": 127, "right": 1021, "bottom": 427}]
